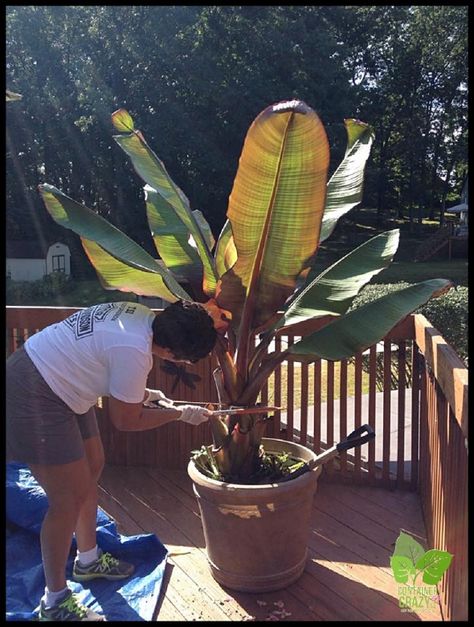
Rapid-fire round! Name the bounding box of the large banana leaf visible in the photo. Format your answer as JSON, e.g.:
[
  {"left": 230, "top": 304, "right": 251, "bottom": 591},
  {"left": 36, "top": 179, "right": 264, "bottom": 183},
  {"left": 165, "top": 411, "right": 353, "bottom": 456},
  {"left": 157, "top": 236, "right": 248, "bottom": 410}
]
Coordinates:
[
  {"left": 38, "top": 183, "right": 189, "bottom": 300},
  {"left": 111, "top": 109, "right": 218, "bottom": 297},
  {"left": 81, "top": 238, "right": 185, "bottom": 301},
  {"left": 216, "top": 100, "right": 330, "bottom": 342},
  {"left": 214, "top": 219, "right": 237, "bottom": 278},
  {"left": 145, "top": 185, "right": 203, "bottom": 290},
  {"left": 289, "top": 279, "right": 452, "bottom": 361},
  {"left": 273, "top": 229, "right": 400, "bottom": 330},
  {"left": 319, "top": 119, "right": 374, "bottom": 244}
]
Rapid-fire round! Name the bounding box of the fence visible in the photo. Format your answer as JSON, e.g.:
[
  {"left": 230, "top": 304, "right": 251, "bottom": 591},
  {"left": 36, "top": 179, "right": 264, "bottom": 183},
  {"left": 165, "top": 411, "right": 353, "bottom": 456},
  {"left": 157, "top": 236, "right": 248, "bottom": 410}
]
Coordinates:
[
  {"left": 415, "top": 315, "right": 468, "bottom": 622},
  {"left": 5, "top": 306, "right": 468, "bottom": 620}
]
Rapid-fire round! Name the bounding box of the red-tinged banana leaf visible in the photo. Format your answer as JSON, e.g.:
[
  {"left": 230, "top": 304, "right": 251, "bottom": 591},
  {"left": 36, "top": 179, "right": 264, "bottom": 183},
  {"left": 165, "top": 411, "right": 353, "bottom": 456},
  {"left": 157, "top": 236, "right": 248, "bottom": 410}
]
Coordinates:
[
  {"left": 215, "top": 100, "right": 329, "bottom": 374},
  {"left": 145, "top": 185, "right": 204, "bottom": 293},
  {"left": 289, "top": 279, "right": 452, "bottom": 361},
  {"left": 208, "top": 414, "right": 231, "bottom": 453},
  {"left": 38, "top": 183, "right": 189, "bottom": 300},
  {"left": 213, "top": 336, "right": 244, "bottom": 402},
  {"left": 214, "top": 219, "right": 237, "bottom": 278},
  {"left": 111, "top": 109, "right": 218, "bottom": 297},
  {"left": 81, "top": 238, "right": 185, "bottom": 302},
  {"left": 319, "top": 119, "right": 374, "bottom": 244}
]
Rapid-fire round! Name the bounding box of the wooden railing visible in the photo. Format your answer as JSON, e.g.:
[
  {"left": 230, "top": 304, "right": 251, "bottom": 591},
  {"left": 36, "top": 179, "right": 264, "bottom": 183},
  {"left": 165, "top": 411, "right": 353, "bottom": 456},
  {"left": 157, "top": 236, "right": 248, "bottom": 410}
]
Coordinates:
[
  {"left": 5, "top": 307, "right": 418, "bottom": 483},
  {"left": 415, "top": 315, "right": 468, "bottom": 622},
  {"left": 6, "top": 306, "right": 468, "bottom": 620}
]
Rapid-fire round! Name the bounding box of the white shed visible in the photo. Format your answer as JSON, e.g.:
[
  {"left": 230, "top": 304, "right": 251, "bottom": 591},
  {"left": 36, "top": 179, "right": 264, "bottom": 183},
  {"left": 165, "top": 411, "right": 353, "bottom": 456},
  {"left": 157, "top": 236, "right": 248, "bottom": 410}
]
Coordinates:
[
  {"left": 46, "top": 241, "right": 71, "bottom": 275},
  {"left": 6, "top": 240, "right": 71, "bottom": 281}
]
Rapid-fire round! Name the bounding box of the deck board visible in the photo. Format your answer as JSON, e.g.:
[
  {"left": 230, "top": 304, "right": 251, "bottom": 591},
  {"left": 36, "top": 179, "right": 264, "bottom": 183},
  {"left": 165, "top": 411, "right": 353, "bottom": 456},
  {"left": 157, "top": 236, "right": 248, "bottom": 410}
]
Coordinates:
[{"left": 98, "top": 465, "right": 443, "bottom": 622}]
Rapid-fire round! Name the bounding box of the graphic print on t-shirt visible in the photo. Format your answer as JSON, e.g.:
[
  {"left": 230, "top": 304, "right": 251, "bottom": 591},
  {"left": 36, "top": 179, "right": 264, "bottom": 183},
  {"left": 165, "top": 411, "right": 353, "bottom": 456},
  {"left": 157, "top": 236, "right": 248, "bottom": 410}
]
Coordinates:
[{"left": 63, "top": 303, "right": 137, "bottom": 340}]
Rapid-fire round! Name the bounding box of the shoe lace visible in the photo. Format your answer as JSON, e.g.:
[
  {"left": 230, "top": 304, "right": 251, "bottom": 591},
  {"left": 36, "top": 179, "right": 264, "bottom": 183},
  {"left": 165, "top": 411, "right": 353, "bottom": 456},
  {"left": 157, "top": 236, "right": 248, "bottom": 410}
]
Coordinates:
[
  {"left": 60, "top": 594, "right": 88, "bottom": 619},
  {"left": 98, "top": 552, "right": 120, "bottom": 570}
]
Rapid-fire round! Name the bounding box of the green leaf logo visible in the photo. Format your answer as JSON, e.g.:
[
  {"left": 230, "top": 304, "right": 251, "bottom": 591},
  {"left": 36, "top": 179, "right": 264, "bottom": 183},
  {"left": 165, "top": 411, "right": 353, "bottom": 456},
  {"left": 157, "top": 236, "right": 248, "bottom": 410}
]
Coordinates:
[
  {"left": 391, "top": 531, "right": 454, "bottom": 591},
  {"left": 415, "top": 550, "right": 453, "bottom": 585},
  {"left": 392, "top": 531, "right": 426, "bottom": 566},
  {"left": 390, "top": 555, "right": 416, "bottom": 583}
]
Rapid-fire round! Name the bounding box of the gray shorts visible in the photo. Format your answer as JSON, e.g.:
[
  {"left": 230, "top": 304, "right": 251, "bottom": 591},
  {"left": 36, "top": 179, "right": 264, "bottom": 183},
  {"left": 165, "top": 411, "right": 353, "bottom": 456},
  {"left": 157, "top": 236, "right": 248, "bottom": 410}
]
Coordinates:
[{"left": 6, "top": 346, "right": 100, "bottom": 465}]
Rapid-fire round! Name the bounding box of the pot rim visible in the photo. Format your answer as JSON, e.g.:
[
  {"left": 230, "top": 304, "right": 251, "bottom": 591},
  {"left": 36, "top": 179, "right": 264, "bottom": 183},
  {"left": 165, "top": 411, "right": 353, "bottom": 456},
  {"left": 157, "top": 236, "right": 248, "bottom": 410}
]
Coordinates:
[{"left": 188, "top": 436, "right": 322, "bottom": 491}]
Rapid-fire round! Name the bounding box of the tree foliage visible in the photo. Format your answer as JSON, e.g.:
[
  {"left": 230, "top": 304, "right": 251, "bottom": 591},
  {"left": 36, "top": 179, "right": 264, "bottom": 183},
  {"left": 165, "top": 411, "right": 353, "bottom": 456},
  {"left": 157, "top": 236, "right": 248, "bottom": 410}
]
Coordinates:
[{"left": 6, "top": 5, "right": 468, "bottom": 264}]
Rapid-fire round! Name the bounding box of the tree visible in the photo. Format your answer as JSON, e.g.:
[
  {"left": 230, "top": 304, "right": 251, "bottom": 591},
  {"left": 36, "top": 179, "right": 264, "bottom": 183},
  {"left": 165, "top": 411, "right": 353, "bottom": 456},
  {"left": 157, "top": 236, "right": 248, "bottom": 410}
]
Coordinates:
[
  {"left": 6, "top": 5, "right": 468, "bottom": 249},
  {"left": 330, "top": 5, "right": 468, "bottom": 225}
]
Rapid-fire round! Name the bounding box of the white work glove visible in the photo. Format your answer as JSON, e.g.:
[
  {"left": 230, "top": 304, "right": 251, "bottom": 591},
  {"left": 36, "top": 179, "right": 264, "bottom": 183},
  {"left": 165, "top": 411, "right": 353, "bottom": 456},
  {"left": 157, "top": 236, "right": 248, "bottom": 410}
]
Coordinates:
[
  {"left": 143, "top": 389, "right": 174, "bottom": 408},
  {"left": 178, "top": 404, "right": 213, "bottom": 426}
]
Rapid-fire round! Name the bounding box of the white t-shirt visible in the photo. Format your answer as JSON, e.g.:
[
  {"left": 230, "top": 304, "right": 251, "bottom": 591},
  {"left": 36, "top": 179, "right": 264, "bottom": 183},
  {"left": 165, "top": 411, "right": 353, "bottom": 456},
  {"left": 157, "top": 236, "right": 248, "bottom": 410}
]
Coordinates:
[{"left": 25, "top": 302, "right": 155, "bottom": 414}]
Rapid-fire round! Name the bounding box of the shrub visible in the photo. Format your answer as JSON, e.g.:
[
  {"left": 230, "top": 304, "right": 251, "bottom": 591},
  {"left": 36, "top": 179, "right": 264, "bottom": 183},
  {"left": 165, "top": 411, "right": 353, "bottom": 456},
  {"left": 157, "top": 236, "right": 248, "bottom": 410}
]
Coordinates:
[
  {"left": 38, "top": 272, "right": 70, "bottom": 299},
  {"left": 6, "top": 272, "right": 71, "bottom": 305}
]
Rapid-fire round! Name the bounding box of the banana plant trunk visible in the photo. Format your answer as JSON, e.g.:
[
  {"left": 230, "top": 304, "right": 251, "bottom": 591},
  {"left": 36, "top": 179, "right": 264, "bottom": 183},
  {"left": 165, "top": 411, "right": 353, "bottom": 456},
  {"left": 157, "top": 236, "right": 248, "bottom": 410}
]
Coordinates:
[{"left": 187, "top": 437, "right": 322, "bottom": 592}]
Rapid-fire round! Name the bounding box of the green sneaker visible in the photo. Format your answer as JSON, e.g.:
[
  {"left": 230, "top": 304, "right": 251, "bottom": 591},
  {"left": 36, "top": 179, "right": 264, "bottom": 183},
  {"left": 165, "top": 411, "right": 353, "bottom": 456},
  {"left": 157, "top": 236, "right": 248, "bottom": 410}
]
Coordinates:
[
  {"left": 72, "top": 548, "right": 134, "bottom": 582},
  {"left": 39, "top": 589, "right": 106, "bottom": 621}
]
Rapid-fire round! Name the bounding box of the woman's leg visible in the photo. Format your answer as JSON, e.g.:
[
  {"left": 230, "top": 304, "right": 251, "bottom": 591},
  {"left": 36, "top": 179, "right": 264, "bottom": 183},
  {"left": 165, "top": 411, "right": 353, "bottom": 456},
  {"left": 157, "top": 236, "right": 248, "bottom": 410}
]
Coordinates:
[
  {"left": 29, "top": 457, "right": 94, "bottom": 592},
  {"left": 70, "top": 430, "right": 134, "bottom": 582},
  {"left": 74, "top": 435, "right": 105, "bottom": 552}
]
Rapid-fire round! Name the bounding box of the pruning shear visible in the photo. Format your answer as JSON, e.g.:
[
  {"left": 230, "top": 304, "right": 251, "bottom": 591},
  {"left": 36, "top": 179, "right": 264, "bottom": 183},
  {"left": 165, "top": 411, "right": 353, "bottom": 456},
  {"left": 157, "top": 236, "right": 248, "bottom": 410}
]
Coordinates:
[
  {"left": 209, "top": 406, "right": 282, "bottom": 416},
  {"left": 153, "top": 399, "right": 281, "bottom": 416},
  {"left": 281, "top": 424, "right": 375, "bottom": 481}
]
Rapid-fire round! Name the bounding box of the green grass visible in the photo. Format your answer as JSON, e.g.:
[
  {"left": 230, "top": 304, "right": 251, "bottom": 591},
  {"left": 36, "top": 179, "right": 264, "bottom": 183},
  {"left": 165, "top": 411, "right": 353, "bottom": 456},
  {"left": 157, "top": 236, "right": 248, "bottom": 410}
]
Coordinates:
[{"left": 263, "top": 361, "right": 371, "bottom": 408}]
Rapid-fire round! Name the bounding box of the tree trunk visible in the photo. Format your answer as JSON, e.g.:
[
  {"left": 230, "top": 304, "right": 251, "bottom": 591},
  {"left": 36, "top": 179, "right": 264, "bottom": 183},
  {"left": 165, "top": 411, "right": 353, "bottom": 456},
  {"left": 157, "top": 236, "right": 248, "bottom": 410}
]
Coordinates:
[
  {"left": 408, "top": 160, "right": 415, "bottom": 234},
  {"left": 440, "top": 160, "right": 455, "bottom": 226}
]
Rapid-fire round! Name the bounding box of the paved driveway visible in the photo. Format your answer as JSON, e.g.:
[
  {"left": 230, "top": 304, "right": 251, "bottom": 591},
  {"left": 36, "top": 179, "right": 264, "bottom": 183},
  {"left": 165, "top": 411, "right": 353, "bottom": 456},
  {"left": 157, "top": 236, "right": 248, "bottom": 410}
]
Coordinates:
[{"left": 280, "top": 388, "right": 415, "bottom": 480}]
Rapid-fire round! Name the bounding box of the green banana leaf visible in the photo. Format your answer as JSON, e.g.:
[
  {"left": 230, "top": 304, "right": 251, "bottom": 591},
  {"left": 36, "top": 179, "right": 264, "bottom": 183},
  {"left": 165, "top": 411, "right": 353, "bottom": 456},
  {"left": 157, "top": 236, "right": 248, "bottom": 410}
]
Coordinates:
[
  {"left": 289, "top": 279, "right": 452, "bottom": 361},
  {"left": 273, "top": 229, "right": 400, "bottom": 330},
  {"left": 81, "top": 238, "right": 184, "bottom": 301},
  {"left": 214, "top": 219, "right": 237, "bottom": 278},
  {"left": 38, "top": 183, "right": 189, "bottom": 301},
  {"left": 320, "top": 119, "right": 374, "bottom": 244},
  {"left": 111, "top": 109, "right": 218, "bottom": 297},
  {"left": 193, "top": 209, "right": 215, "bottom": 252},
  {"left": 216, "top": 100, "right": 330, "bottom": 339},
  {"left": 145, "top": 184, "right": 203, "bottom": 289}
]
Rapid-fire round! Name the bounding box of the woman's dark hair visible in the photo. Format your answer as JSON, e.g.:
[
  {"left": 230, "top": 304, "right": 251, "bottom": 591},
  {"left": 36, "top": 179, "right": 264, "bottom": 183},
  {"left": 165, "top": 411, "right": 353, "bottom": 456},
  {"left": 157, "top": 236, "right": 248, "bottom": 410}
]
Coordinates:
[{"left": 152, "top": 300, "right": 217, "bottom": 362}]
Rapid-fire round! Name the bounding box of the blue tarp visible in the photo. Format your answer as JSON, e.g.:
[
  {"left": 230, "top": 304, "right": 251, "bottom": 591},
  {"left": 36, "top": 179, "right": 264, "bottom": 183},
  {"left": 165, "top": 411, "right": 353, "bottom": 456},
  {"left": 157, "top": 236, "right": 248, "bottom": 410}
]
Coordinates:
[{"left": 6, "top": 463, "right": 168, "bottom": 621}]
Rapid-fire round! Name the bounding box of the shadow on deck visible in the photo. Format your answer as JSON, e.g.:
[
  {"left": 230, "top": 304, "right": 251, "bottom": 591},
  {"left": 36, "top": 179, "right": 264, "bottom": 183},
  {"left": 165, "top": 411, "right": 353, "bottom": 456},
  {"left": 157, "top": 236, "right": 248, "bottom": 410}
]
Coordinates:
[{"left": 98, "top": 465, "right": 443, "bottom": 622}]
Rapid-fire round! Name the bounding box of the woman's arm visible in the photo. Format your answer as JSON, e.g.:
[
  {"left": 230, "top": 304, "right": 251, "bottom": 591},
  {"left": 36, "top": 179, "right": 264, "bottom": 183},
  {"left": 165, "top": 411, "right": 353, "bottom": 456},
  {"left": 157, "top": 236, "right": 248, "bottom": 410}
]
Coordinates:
[{"left": 108, "top": 396, "right": 181, "bottom": 431}]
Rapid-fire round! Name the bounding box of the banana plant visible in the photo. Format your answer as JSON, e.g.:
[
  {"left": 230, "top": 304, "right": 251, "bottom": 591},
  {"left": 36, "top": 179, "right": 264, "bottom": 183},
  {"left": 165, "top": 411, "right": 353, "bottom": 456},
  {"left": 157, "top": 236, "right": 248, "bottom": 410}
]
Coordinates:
[{"left": 38, "top": 100, "right": 451, "bottom": 483}]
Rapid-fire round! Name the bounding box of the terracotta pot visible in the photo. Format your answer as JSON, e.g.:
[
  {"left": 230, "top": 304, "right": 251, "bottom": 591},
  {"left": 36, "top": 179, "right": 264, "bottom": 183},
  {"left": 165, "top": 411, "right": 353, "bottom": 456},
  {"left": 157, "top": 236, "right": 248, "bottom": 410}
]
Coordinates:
[{"left": 187, "top": 437, "right": 322, "bottom": 592}]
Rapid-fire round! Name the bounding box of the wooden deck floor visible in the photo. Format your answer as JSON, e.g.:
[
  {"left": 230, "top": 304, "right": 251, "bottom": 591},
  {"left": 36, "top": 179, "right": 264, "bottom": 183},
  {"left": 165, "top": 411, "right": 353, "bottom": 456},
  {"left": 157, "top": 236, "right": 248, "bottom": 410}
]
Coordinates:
[{"left": 98, "top": 465, "right": 443, "bottom": 622}]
